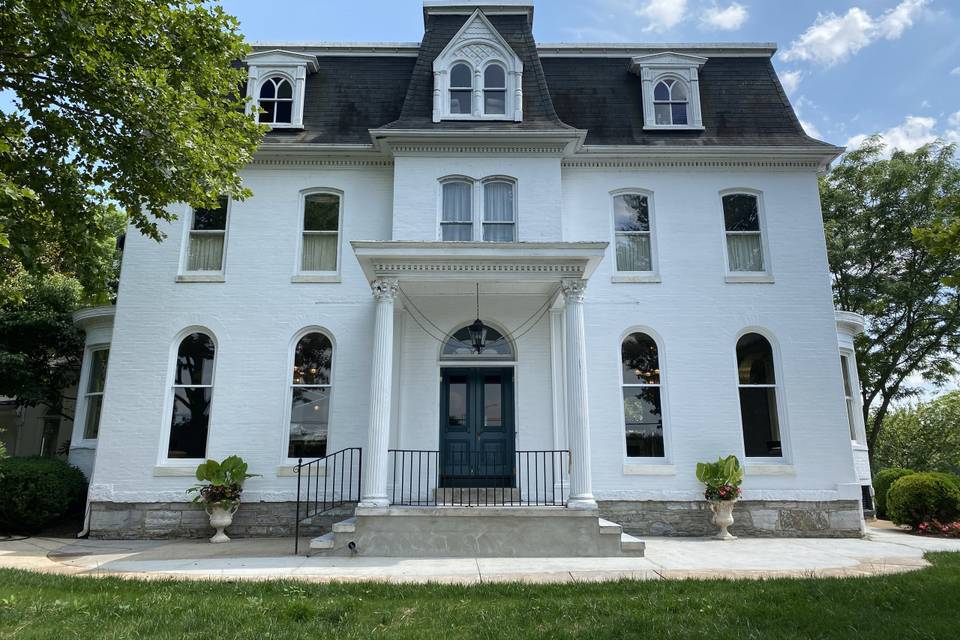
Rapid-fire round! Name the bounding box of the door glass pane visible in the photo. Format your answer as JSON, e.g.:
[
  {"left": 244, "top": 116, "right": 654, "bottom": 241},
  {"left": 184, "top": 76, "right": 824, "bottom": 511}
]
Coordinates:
[
  {"left": 168, "top": 387, "right": 211, "bottom": 458},
  {"left": 623, "top": 387, "right": 663, "bottom": 457},
  {"left": 448, "top": 377, "right": 467, "bottom": 427},
  {"left": 484, "top": 376, "right": 502, "bottom": 428},
  {"left": 289, "top": 387, "right": 329, "bottom": 458}
]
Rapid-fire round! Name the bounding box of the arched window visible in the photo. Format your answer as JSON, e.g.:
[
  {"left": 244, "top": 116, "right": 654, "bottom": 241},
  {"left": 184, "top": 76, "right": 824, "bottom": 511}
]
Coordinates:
[
  {"left": 441, "top": 180, "right": 473, "bottom": 240},
  {"left": 723, "top": 193, "right": 766, "bottom": 273},
  {"left": 441, "top": 325, "right": 514, "bottom": 360},
  {"left": 167, "top": 332, "right": 215, "bottom": 459},
  {"left": 258, "top": 76, "right": 293, "bottom": 124},
  {"left": 449, "top": 63, "right": 473, "bottom": 115},
  {"left": 289, "top": 332, "right": 333, "bottom": 458},
  {"left": 736, "top": 333, "right": 782, "bottom": 457},
  {"left": 621, "top": 333, "right": 664, "bottom": 457},
  {"left": 300, "top": 191, "right": 341, "bottom": 272},
  {"left": 653, "top": 78, "right": 688, "bottom": 126},
  {"left": 483, "top": 179, "right": 515, "bottom": 241},
  {"left": 483, "top": 64, "right": 506, "bottom": 115},
  {"left": 613, "top": 193, "right": 653, "bottom": 272}
]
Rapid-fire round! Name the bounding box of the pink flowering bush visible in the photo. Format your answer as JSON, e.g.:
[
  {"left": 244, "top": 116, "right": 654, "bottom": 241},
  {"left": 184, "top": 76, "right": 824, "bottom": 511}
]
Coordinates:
[{"left": 916, "top": 520, "right": 960, "bottom": 538}]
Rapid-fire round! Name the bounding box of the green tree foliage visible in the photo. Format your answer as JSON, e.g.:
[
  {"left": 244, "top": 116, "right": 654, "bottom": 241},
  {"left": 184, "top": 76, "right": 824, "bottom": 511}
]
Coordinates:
[
  {"left": 0, "top": 0, "right": 264, "bottom": 299},
  {"left": 0, "top": 271, "right": 84, "bottom": 418},
  {"left": 874, "top": 391, "right": 960, "bottom": 475},
  {"left": 822, "top": 137, "right": 960, "bottom": 458}
]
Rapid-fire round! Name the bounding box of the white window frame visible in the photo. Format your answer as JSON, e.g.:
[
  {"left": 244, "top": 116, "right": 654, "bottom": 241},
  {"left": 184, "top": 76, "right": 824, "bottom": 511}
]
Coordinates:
[
  {"left": 840, "top": 349, "right": 866, "bottom": 445},
  {"left": 437, "top": 176, "right": 518, "bottom": 242},
  {"left": 734, "top": 329, "right": 791, "bottom": 464},
  {"left": 651, "top": 76, "right": 690, "bottom": 127},
  {"left": 282, "top": 327, "right": 337, "bottom": 466},
  {"left": 293, "top": 188, "right": 343, "bottom": 283},
  {"left": 629, "top": 52, "right": 706, "bottom": 131},
  {"left": 610, "top": 189, "right": 660, "bottom": 282},
  {"left": 74, "top": 345, "right": 109, "bottom": 444},
  {"left": 158, "top": 327, "right": 218, "bottom": 466},
  {"left": 244, "top": 49, "right": 319, "bottom": 130},
  {"left": 719, "top": 188, "right": 774, "bottom": 283},
  {"left": 619, "top": 328, "right": 670, "bottom": 463},
  {"left": 177, "top": 198, "right": 230, "bottom": 283}
]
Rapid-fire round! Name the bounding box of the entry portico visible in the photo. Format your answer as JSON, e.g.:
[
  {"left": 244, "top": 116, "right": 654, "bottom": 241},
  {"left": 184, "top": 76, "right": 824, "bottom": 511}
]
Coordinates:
[{"left": 352, "top": 241, "right": 606, "bottom": 510}]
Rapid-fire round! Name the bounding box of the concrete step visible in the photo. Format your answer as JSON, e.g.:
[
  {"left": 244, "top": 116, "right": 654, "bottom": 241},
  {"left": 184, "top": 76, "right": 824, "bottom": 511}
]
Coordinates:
[
  {"left": 620, "top": 532, "right": 646, "bottom": 554},
  {"left": 309, "top": 532, "right": 335, "bottom": 550},
  {"left": 332, "top": 517, "right": 357, "bottom": 533},
  {"left": 597, "top": 518, "right": 622, "bottom": 535}
]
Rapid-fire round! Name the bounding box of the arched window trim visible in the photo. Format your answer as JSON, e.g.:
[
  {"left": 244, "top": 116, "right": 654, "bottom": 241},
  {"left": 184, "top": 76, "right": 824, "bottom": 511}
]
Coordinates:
[
  {"left": 282, "top": 327, "right": 337, "bottom": 463},
  {"left": 618, "top": 327, "right": 670, "bottom": 461},
  {"left": 733, "top": 328, "right": 790, "bottom": 462},
  {"left": 159, "top": 327, "right": 218, "bottom": 464},
  {"left": 438, "top": 319, "right": 517, "bottom": 362},
  {"left": 610, "top": 188, "right": 659, "bottom": 280},
  {"left": 651, "top": 75, "right": 690, "bottom": 126},
  {"left": 256, "top": 74, "right": 295, "bottom": 125},
  {"left": 295, "top": 187, "right": 343, "bottom": 280},
  {"left": 437, "top": 175, "right": 518, "bottom": 242},
  {"left": 719, "top": 188, "right": 773, "bottom": 282}
]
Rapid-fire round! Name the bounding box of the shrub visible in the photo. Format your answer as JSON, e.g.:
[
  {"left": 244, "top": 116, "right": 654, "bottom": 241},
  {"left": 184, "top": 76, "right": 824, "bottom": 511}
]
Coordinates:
[
  {"left": 887, "top": 472, "right": 960, "bottom": 528},
  {"left": 873, "top": 468, "right": 915, "bottom": 519},
  {"left": 0, "top": 457, "right": 87, "bottom": 533}
]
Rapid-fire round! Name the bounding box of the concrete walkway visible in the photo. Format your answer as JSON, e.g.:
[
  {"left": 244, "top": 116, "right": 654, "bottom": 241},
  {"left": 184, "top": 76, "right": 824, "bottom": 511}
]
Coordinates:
[{"left": 1, "top": 525, "right": 958, "bottom": 584}]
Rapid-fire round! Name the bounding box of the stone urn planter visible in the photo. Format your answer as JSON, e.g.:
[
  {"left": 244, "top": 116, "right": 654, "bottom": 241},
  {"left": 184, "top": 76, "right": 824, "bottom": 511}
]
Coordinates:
[
  {"left": 206, "top": 502, "right": 240, "bottom": 543},
  {"left": 709, "top": 499, "right": 738, "bottom": 540}
]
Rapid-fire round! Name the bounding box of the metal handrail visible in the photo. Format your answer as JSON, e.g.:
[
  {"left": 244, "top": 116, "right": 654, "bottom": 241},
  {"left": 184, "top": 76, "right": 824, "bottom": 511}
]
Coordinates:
[{"left": 294, "top": 447, "right": 362, "bottom": 554}]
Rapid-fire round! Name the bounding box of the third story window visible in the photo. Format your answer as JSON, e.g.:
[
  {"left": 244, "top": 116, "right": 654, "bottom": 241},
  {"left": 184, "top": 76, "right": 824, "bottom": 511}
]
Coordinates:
[
  {"left": 301, "top": 193, "right": 340, "bottom": 271},
  {"left": 450, "top": 63, "right": 473, "bottom": 115},
  {"left": 737, "top": 333, "right": 782, "bottom": 457},
  {"left": 484, "top": 64, "right": 506, "bottom": 115},
  {"left": 621, "top": 332, "right": 664, "bottom": 457},
  {"left": 614, "top": 194, "right": 653, "bottom": 271},
  {"left": 258, "top": 76, "right": 293, "bottom": 124},
  {"left": 653, "top": 79, "right": 688, "bottom": 125},
  {"left": 187, "top": 197, "right": 228, "bottom": 272},
  {"left": 723, "top": 193, "right": 764, "bottom": 272},
  {"left": 289, "top": 332, "right": 333, "bottom": 459}
]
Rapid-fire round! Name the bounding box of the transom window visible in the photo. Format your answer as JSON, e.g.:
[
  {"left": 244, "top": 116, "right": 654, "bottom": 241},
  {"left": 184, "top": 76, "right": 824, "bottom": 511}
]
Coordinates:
[
  {"left": 167, "top": 332, "right": 215, "bottom": 459},
  {"left": 613, "top": 193, "right": 653, "bottom": 272},
  {"left": 82, "top": 348, "right": 109, "bottom": 440},
  {"left": 300, "top": 192, "right": 340, "bottom": 272},
  {"left": 289, "top": 332, "right": 333, "bottom": 459},
  {"left": 258, "top": 76, "right": 293, "bottom": 124},
  {"left": 723, "top": 193, "right": 766, "bottom": 273},
  {"left": 186, "top": 196, "right": 228, "bottom": 272},
  {"left": 440, "top": 178, "right": 516, "bottom": 242},
  {"left": 653, "top": 79, "right": 688, "bottom": 126},
  {"left": 621, "top": 333, "right": 664, "bottom": 457},
  {"left": 736, "top": 333, "right": 782, "bottom": 458},
  {"left": 441, "top": 325, "right": 514, "bottom": 360}
]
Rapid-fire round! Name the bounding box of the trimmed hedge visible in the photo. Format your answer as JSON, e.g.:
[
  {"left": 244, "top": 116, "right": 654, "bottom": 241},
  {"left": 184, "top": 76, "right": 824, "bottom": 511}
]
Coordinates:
[
  {"left": 887, "top": 472, "right": 960, "bottom": 528},
  {"left": 873, "top": 468, "right": 915, "bottom": 519},
  {"left": 0, "top": 457, "right": 87, "bottom": 533}
]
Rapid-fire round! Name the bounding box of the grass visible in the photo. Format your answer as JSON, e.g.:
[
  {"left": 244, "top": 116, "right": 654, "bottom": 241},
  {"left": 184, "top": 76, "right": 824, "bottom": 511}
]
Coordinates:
[{"left": 1, "top": 553, "right": 959, "bottom": 639}]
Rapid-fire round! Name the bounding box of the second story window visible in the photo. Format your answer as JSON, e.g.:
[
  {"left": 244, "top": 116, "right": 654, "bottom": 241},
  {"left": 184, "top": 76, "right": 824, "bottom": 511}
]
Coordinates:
[
  {"left": 300, "top": 192, "right": 340, "bottom": 272},
  {"left": 258, "top": 76, "right": 294, "bottom": 124},
  {"left": 483, "top": 180, "right": 515, "bottom": 241},
  {"left": 722, "top": 192, "right": 767, "bottom": 273},
  {"left": 613, "top": 193, "right": 654, "bottom": 272},
  {"left": 441, "top": 180, "right": 473, "bottom": 240},
  {"left": 440, "top": 178, "right": 517, "bottom": 242},
  {"left": 186, "top": 197, "right": 228, "bottom": 273}
]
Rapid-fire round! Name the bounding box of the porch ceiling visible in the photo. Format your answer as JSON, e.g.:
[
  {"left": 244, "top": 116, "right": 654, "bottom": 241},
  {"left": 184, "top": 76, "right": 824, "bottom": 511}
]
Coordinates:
[{"left": 351, "top": 241, "right": 608, "bottom": 286}]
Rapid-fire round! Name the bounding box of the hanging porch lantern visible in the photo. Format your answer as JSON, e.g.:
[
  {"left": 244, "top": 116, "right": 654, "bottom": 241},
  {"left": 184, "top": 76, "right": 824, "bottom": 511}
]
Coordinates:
[{"left": 468, "top": 283, "right": 488, "bottom": 354}]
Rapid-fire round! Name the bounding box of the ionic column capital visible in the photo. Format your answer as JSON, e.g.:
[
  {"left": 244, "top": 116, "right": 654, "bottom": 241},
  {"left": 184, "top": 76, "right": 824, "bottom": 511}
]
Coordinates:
[
  {"left": 371, "top": 278, "right": 400, "bottom": 301},
  {"left": 560, "top": 278, "right": 587, "bottom": 303}
]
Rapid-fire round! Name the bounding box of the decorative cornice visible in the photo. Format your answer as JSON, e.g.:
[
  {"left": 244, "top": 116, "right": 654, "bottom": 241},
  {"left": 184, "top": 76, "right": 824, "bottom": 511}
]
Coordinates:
[
  {"left": 389, "top": 143, "right": 568, "bottom": 155},
  {"left": 371, "top": 262, "right": 585, "bottom": 275},
  {"left": 73, "top": 305, "right": 116, "bottom": 328},
  {"left": 563, "top": 158, "right": 823, "bottom": 170},
  {"left": 251, "top": 157, "right": 394, "bottom": 168}
]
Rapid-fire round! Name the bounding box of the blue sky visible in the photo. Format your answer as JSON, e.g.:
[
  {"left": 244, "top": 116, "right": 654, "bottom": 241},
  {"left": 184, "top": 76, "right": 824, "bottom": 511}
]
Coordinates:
[{"left": 225, "top": 0, "right": 960, "bottom": 152}]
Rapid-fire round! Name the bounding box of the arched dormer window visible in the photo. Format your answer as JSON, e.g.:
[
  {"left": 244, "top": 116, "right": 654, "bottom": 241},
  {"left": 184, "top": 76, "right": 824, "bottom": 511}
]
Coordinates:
[
  {"left": 653, "top": 78, "right": 688, "bottom": 126},
  {"left": 243, "top": 49, "right": 318, "bottom": 129},
  {"left": 483, "top": 63, "right": 506, "bottom": 115},
  {"left": 449, "top": 63, "right": 473, "bottom": 115},
  {"left": 258, "top": 76, "right": 293, "bottom": 124},
  {"left": 629, "top": 52, "right": 706, "bottom": 130}
]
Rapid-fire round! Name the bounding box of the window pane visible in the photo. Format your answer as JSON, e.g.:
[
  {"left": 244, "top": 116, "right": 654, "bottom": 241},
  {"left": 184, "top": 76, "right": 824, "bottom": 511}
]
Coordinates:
[
  {"left": 276, "top": 79, "right": 292, "bottom": 99},
  {"left": 484, "top": 90, "right": 506, "bottom": 114},
  {"left": 259, "top": 80, "right": 275, "bottom": 99},
  {"left": 302, "top": 234, "right": 338, "bottom": 271},
  {"left": 654, "top": 81, "right": 670, "bottom": 101},
  {"left": 187, "top": 233, "right": 224, "bottom": 271},
  {"left": 484, "top": 64, "right": 505, "bottom": 88},
  {"left": 840, "top": 355, "right": 854, "bottom": 396},
  {"left": 737, "top": 333, "right": 775, "bottom": 385},
  {"left": 671, "top": 82, "right": 688, "bottom": 101},
  {"left": 739, "top": 387, "right": 781, "bottom": 457},
  {"left": 726, "top": 234, "right": 763, "bottom": 271},
  {"left": 654, "top": 103, "right": 671, "bottom": 125},
  {"left": 175, "top": 333, "right": 215, "bottom": 386},
  {"left": 483, "top": 223, "right": 515, "bottom": 242},
  {"left": 275, "top": 100, "right": 293, "bottom": 123},
  {"left": 621, "top": 333, "right": 660, "bottom": 384},
  {"left": 613, "top": 194, "right": 649, "bottom": 231},
  {"left": 671, "top": 103, "right": 688, "bottom": 125},
  {"left": 442, "top": 223, "right": 473, "bottom": 241},
  {"left": 293, "top": 333, "right": 333, "bottom": 385},
  {"left": 484, "top": 377, "right": 502, "bottom": 428},
  {"left": 451, "top": 64, "right": 472, "bottom": 88},
  {"left": 722, "top": 194, "right": 760, "bottom": 231},
  {"left": 846, "top": 398, "right": 858, "bottom": 441},
  {"left": 168, "top": 386, "right": 210, "bottom": 458},
  {"left": 616, "top": 233, "right": 652, "bottom": 271},
  {"left": 258, "top": 101, "right": 275, "bottom": 123},
  {"left": 87, "top": 349, "right": 109, "bottom": 393},
  {"left": 304, "top": 194, "right": 339, "bottom": 230},
  {"left": 624, "top": 387, "right": 664, "bottom": 457},
  {"left": 447, "top": 377, "right": 467, "bottom": 426},
  {"left": 484, "top": 182, "right": 514, "bottom": 222},
  {"left": 442, "top": 182, "right": 472, "bottom": 222},
  {"left": 450, "top": 90, "right": 472, "bottom": 114},
  {"left": 83, "top": 394, "right": 103, "bottom": 439},
  {"left": 192, "top": 198, "right": 228, "bottom": 230},
  {"left": 289, "top": 387, "right": 329, "bottom": 458}
]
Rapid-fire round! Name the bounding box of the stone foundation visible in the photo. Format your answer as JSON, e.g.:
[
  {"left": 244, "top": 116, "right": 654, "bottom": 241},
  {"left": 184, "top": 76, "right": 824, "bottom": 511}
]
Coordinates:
[{"left": 599, "top": 500, "right": 864, "bottom": 538}]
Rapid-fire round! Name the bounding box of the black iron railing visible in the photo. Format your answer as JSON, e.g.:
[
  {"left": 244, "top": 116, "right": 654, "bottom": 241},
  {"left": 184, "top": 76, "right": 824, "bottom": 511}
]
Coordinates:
[
  {"left": 388, "top": 449, "right": 569, "bottom": 507},
  {"left": 294, "top": 447, "right": 362, "bottom": 554}
]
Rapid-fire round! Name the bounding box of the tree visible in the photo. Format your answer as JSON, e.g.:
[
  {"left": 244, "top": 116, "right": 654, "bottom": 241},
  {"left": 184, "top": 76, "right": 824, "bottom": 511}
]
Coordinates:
[
  {"left": 0, "top": 0, "right": 264, "bottom": 300},
  {"left": 873, "top": 391, "right": 960, "bottom": 475},
  {"left": 822, "top": 137, "right": 960, "bottom": 459}
]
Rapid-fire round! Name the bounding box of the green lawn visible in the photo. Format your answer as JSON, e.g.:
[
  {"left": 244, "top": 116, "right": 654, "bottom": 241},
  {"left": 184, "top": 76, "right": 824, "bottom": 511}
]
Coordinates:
[{"left": 2, "top": 553, "right": 959, "bottom": 639}]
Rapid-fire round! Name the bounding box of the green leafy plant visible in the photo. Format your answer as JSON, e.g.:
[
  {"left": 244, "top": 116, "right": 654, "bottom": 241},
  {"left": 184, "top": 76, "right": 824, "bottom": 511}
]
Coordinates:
[
  {"left": 187, "top": 455, "right": 259, "bottom": 508},
  {"left": 695, "top": 455, "right": 744, "bottom": 501},
  {"left": 872, "top": 468, "right": 916, "bottom": 519},
  {"left": 887, "top": 472, "right": 960, "bottom": 529}
]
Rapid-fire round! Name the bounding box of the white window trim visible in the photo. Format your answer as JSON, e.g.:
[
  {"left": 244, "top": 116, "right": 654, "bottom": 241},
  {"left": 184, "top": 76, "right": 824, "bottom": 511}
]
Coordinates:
[
  {"left": 255, "top": 73, "right": 296, "bottom": 126},
  {"left": 733, "top": 328, "right": 791, "bottom": 464},
  {"left": 610, "top": 188, "right": 660, "bottom": 281},
  {"left": 157, "top": 327, "right": 218, "bottom": 466},
  {"left": 840, "top": 348, "right": 867, "bottom": 445},
  {"left": 294, "top": 188, "right": 343, "bottom": 281},
  {"left": 629, "top": 52, "right": 706, "bottom": 131},
  {"left": 281, "top": 327, "right": 337, "bottom": 465},
  {"left": 619, "top": 328, "right": 671, "bottom": 463},
  {"left": 719, "top": 188, "right": 774, "bottom": 283},
  {"left": 244, "top": 49, "right": 319, "bottom": 130},
  {"left": 73, "top": 344, "right": 109, "bottom": 445},
  {"left": 177, "top": 199, "right": 230, "bottom": 283},
  {"left": 437, "top": 176, "right": 518, "bottom": 242}
]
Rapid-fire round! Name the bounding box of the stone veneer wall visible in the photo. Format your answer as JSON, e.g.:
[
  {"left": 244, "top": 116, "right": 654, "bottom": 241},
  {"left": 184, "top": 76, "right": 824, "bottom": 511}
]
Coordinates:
[
  {"left": 90, "top": 500, "right": 864, "bottom": 539},
  {"left": 599, "top": 500, "right": 864, "bottom": 538}
]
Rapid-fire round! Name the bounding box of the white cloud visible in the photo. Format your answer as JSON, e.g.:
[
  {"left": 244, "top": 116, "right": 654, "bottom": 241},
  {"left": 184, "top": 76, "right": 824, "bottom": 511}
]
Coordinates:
[
  {"left": 952, "top": 67, "right": 960, "bottom": 76},
  {"left": 949, "top": 111, "right": 960, "bottom": 127},
  {"left": 845, "top": 115, "right": 939, "bottom": 155},
  {"left": 625, "top": 0, "right": 688, "bottom": 32},
  {"left": 799, "top": 118, "right": 823, "bottom": 139},
  {"left": 700, "top": 2, "right": 748, "bottom": 30},
  {"left": 781, "top": 0, "right": 927, "bottom": 66},
  {"left": 780, "top": 70, "right": 802, "bottom": 95}
]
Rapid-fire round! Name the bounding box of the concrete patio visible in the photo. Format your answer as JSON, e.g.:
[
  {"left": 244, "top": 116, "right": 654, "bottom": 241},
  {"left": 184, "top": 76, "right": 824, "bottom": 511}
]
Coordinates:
[{"left": 2, "top": 525, "right": 958, "bottom": 584}]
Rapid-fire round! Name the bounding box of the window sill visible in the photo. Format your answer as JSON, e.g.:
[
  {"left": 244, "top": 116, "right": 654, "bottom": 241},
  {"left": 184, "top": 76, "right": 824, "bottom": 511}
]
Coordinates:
[
  {"left": 643, "top": 124, "right": 705, "bottom": 131},
  {"left": 176, "top": 274, "right": 225, "bottom": 283},
  {"left": 724, "top": 274, "right": 774, "bottom": 284},
  {"left": 612, "top": 273, "right": 661, "bottom": 284},
  {"left": 291, "top": 274, "right": 341, "bottom": 284},
  {"left": 277, "top": 464, "right": 324, "bottom": 477},
  {"left": 623, "top": 462, "right": 675, "bottom": 476},
  {"left": 745, "top": 463, "right": 795, "bottom": 476},
  {"left": 266, "top": 123, "right": 304, "bottom": 130},
  {"left": 851, "top": 442, "right": 869, "bottom": 451},
  {"left": 153, "top": 465, "right": 199, "bottom": 477}
]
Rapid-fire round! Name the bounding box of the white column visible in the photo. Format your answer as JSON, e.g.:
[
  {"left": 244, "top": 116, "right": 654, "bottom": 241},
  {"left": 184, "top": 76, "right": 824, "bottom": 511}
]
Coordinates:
[
  {"left": 359, "top": 278, "right": 399, "bottom": 507},
  {"left": 561, "top": 278, "right": 597, "bottom": 510}
]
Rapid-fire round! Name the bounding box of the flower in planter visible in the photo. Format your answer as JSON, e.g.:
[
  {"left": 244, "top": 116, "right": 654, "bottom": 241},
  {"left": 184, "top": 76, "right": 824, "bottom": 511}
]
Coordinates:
[{"left": 696, "top": 455, "right": 744, "bottom": 502}]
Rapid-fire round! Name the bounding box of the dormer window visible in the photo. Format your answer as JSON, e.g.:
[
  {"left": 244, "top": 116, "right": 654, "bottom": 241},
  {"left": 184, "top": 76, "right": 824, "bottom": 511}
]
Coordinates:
[
  {"left": 629, "top": 52, "right": 706, "bottom": 131},
  {"left": 244, "top": 49, "right": 319, "bottom": 129},
  {"left": 432, "top": 10, "right": 523, "bottom": 122},
  {"left": 258, "top": 76, "right": 294, "bottom": 124}
]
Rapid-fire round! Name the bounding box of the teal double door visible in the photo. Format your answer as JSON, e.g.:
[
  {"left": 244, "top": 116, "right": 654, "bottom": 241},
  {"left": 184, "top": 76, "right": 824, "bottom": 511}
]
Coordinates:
[{"left": 439, "top": 367, "right": 515, "bottom": 488}]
